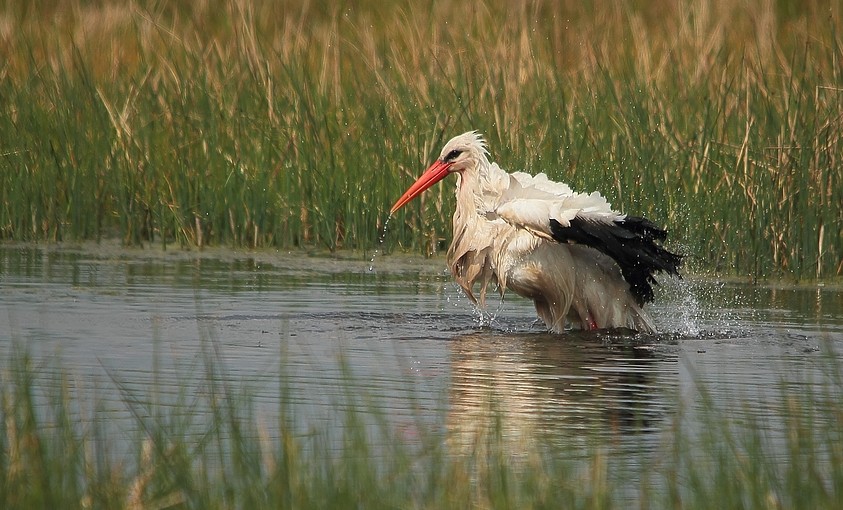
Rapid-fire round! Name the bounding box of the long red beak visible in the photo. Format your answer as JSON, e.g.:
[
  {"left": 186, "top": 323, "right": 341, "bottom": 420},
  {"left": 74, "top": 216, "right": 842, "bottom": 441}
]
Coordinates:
[{"left": 390, "top": 160, "right": 452, "bottom": 214}]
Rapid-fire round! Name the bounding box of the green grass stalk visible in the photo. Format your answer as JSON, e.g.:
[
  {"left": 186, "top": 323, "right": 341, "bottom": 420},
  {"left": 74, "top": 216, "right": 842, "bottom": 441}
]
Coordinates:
[
  {"left": 0, "top": 0, "right": 840, "bottom": 278},
  {"left": 2, "top": 337, "right": 843, "bottom": 508}
]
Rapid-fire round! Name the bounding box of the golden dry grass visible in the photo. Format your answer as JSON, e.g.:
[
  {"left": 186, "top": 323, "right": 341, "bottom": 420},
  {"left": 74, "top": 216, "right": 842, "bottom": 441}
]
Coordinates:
[{"left": 1, "top": 0, "right": 841, "bottom": 278}]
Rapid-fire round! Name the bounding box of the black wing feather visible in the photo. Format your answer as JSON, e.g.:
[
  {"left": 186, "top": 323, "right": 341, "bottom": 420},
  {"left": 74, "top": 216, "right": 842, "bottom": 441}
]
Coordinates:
[{"left": 549, "top": 216, "right": 682, "bottom": 305}]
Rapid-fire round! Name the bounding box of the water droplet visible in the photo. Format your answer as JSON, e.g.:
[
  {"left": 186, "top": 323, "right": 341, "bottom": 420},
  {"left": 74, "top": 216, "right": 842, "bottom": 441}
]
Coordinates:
[{"left": 368, "top": 215, "right": 392, "bottom": 272}]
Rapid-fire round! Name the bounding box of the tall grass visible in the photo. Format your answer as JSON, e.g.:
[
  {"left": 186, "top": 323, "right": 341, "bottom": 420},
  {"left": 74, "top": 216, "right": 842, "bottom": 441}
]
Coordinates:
[
  {"left": 0, "top": 0, "right": 841, "bottom": 278},
  {"left": 1, "top": 339, "right": 842, "bottom": 508}
]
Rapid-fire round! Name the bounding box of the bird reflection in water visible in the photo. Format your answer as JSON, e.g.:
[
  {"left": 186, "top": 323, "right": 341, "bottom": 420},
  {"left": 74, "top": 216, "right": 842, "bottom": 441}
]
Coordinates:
[{"left": 445, "top": 330, "right": 678, "bottom": 455}]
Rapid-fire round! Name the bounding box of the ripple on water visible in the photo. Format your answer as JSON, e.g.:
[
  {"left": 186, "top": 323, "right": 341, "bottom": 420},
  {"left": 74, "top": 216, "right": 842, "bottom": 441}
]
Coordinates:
[{"left": 1, "top": 244, "right": 842, "bottom": 462}]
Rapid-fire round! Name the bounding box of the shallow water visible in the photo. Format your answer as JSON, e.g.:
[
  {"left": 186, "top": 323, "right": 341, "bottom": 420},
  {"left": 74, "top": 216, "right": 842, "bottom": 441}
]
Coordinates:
[{"left": 1, "top": 243, "right": 842, "bottom": 463}]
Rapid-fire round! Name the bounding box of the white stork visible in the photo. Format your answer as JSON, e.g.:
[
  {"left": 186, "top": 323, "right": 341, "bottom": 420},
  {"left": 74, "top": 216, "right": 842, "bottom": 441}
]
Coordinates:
[{"left": 390, "top": 131, "right": 681, "bottom": 333}]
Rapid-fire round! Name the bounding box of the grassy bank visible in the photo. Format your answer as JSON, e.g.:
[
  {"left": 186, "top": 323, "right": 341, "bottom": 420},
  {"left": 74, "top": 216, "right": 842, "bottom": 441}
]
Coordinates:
[
  {"left": 1, "top": 0, "right": 841, "bottom": 279},
  {"left": 1, "top": 341, "right": 842, "bottom": 509}
]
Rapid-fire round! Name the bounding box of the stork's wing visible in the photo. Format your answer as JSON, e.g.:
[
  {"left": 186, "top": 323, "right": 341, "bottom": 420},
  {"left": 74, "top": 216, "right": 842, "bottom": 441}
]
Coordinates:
[
  {"left": 510, "top": 171, "right": 574, "bottom": 196},
  {"left": 494, "top": 173, "right": 682, "bottom": 305},
  {"left": 494, "top": 173, "right": 621, "bottom": 238}
]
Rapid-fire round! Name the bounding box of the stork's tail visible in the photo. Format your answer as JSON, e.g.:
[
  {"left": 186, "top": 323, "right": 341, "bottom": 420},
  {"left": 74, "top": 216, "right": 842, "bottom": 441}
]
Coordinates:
[{"left": 549, "top": 216, "right": 682, "bottom": 306}]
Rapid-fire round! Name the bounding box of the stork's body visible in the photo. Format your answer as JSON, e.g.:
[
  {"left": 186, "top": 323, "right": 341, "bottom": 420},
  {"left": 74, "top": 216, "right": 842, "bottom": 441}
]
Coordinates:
[{"left": 391, "top": 132, "right": 681, "bottom": 334}]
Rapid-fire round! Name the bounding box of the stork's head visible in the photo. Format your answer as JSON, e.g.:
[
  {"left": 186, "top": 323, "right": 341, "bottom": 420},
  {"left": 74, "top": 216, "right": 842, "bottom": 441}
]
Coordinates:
[{"left": 390, "top": 131, "right": 488, "bottom": 214}]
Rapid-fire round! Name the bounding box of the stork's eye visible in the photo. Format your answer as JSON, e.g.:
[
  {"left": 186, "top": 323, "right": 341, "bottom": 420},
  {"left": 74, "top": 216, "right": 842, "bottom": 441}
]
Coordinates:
[{"left": 444, "top": 149, "right": 462, "bottom": 162}]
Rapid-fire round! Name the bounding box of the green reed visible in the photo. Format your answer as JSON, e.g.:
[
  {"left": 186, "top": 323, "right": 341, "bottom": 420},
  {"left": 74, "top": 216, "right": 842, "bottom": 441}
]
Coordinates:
[
  {"left": 1, "top": 337, "right": 842, "bottom": 509},
  {"left": 0, "top": 0, "right": 841, "bottom": 278}
]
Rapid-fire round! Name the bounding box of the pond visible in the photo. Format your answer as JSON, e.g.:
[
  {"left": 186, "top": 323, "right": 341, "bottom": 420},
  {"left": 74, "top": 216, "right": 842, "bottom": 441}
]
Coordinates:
[{"left": 1, "top": 242, "right": 842, "bottom": 474}]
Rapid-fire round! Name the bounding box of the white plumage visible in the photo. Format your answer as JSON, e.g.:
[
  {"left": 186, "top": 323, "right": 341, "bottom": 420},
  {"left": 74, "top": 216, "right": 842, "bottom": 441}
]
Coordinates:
[{"left": 391, "top": 131, "right": 681, "bottom": 333}]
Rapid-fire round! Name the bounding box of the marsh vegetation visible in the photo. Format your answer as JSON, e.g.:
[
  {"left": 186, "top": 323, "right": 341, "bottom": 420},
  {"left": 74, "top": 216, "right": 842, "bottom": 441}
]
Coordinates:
[{"left": 1, "top": 0, "right": 841, "bottom": 279}]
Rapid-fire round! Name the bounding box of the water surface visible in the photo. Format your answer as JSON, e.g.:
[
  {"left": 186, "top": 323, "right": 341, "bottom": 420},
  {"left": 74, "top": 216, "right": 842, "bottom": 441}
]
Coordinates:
[{"left": 1, "top": 243, "right": 841, "bottom": 463}]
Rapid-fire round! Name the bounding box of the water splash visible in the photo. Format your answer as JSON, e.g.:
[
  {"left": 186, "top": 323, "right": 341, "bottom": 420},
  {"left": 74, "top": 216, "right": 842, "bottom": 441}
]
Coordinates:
[
  {"left": 444, "top": 276, "right": 517, "bottom": 333},
  {"left": 368, "top": 215, "right": 392, "bottom": 272},
  {"left": 673, "top": 278, "right": 702, "bottom": 337}
]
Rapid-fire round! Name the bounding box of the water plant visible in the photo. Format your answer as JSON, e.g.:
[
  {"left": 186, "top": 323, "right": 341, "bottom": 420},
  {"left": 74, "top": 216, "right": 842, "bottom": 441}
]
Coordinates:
[
  {"left": 1, "top": 336, "right": 842, "bottom": 509},
  {"left": 1, "top": 0, "right": 841, "bottom": 279}
]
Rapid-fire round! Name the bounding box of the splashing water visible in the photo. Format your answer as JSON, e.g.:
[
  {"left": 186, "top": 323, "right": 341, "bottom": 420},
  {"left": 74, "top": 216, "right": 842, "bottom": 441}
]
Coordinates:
[
  {"left": 444, "top": 275, "right": 516, "bottom": 333},
  {"left": 368, "top": 215, "right": 392, "bottom": 272},
  {"left": 674, "top": 278, "right": 702, "bottom": 337}
]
